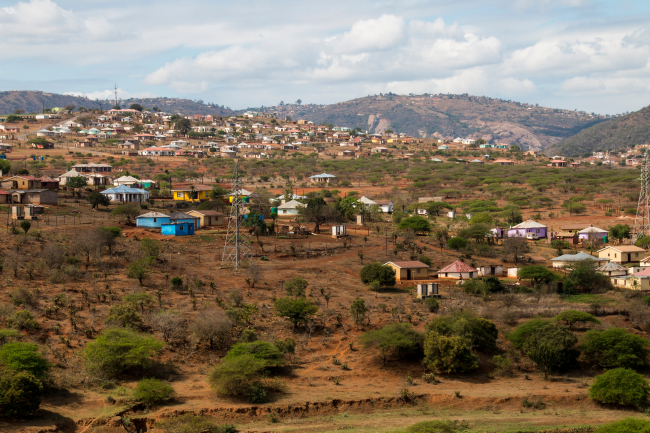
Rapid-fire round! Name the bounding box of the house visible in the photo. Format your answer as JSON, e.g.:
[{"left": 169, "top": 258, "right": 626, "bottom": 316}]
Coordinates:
[
  {"left": 38, "top": 176, "right": 59, "bottom": 190},
  {"left": 119, "top": 141, "right": 139, "bottom": 150},
  {"left": 551, "top": 252, "right": 609, "bottom": 269},
  {"left": 72, "top": 163, "right": 112, "bottom": 173},
  {"left": 171, "top": 185, "right": 212, "bottom": 202},
  {"left": 553, "top": 231, "right": 580, "bottom": 245},
  {"left": 375, "top": 199, "right": 394, "bottom": 213},
  {"left": 598, "top": 245, "right": 649, "bottom": 264},
  {"left": 384, "top": 261, "right": 430, "bottom": 281},
  {"left": 10, "top": 189, "right": 58, "bottom": 205},
  {"left": 492, "top": 158, "right": 514, "bottom": 166},
  {"left": 277, "top": 199, "right": 303, "bottom": 216},
  {"left": 74, "top": 138, "right": 96, "bottom": 148},
  {"left": 548, "top": 158, "right": 568, "bottom": 168},
  {"left": 477, "top": 265, "right": 504, "bottom": 277},
  {"left": 578, "top": 225, "right": 608, "bottom": 241},
  {"left": 1, "top": 176, "right": 41, "bottom": 190},
  {"left": 310, "top": 173, "right": 336, "bottom": 184},
  {"left": 596, "top": 262, "right": 628, "bottom": 277},
  {"left": 161, "top": 222, "right": 195, "bottom": 236},
  {"left": 186, "top": 210, "right": 225, "bottom": 227},
  {"left": 0, "top": 190, "right": 10, "bottom": 204},
  {"left": 438, "top": 261, "right": 478, "bottom": 279},
  {"left": 168, "top": 211, "right": 200, "bottom": 229},
  {"left": 101, "top": 185, "right": 149, "bottom": 203},
  {"left": 136, "top": 212, "right": 171, "bottom": 228},
  {"left": 114, "top": 176, "right": 141, "bottom": 187},
  {"left": 507, "top": 220, "right": 547, "bottom": 238},
  {"left": 611, "top": 274, "right": 650, "bottom": 290}
]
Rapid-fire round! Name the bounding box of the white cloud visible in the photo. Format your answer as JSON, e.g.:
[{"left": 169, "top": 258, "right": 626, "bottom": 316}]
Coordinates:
[
  {"left": 329, "top": 14, "right": 406, "bottom": 53},
  {"left": 497, "top": 77, "right": 538, "bottom": 95},
  {"left": 559, "top": 76, "right": 650, "bottom": 94},
  {"left": 65, "top": 89, "right": 156, "bottom": 100}
]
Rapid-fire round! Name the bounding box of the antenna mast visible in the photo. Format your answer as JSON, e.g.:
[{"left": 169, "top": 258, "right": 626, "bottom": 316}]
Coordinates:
[
  {"left": 114, "top": 84, "right": 118, "bottom": 108},
  {"left": 634, "top": 150, "right": 650, "bottom": 241},
  {"left": 221, "top": 158, "right": 253, "bottom": 270}
]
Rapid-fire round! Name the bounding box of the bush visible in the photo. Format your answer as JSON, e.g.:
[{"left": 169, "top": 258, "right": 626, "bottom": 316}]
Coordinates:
[
  {"left": 7, "top": 310, "right": 39, "bottom": 332},
  {"left": 360, "top": 323, "right": 424, "bottom": 364},
  {"left": 554, "top": 310, "right": 600, "bottom": 330},
  {"left": 273, "top": 338, "right": 296, "bottom": 354},
  {"left": 105, "top": 304, "right": 143, "bottom": 329},
  {"left": 170, "top": 276, "right": 183, "bottom": 290},
  {"left": 423, "top": 332, "right": 478, "bottom": 374},
  {"left": 393, "top": 420, "right": 459, "bottom": 433},
  {"left": 84, "top": 328, "right": 165, "bottom": 378},
  {"left": 589, "top": 368, "right": 649, "bottom": 407},
  {"left": 424, "top": 297, "right": 439, "bottom": 312},
  {"left": 155, "top": 414, "right": 237, "bottom": 433},
  {"left": 580, "top": 328, "right": 649, "bottom": 370},
  {"left": 0, "top": 342, "right": 50, "bottom": 379},
  {"left": 0, "top": 329, "right": 21, "bottom": 346},
  {"left": 283, "top": 276, "right": 308, "bottom": 297},
  {"left": 596, "top": 418, "right": 650, "bottom": 433},
  {"left": 134, "top": 378, "right": 175, "bottom": 408},
  {"left": 507, "top": 319, "right": 550, "bottom": 349},
  {"left": 359, "top": 262, "right": 396, "bottom": 287},
  {"left": 564, "top": 260, "right": 613, "bottom": 294},
  {"left": 274, "top": 297, "right": 318, "bottom": 328},
  {"left": 426, "top": 312, "right": 498, "bottom": 350},
  {"left": 0, "top": 370, "right": 43, "bottom": 418},
  {"left": 522, "top": 323, "right": 578, "bottom": 378}
]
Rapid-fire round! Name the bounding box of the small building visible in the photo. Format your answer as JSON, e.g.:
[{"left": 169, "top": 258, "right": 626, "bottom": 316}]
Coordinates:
[
  {"left": 171, "top": 185, "right": 212, "bottom": 202},
  {"left": 438, "top": 261, "right": 478, "bottom": 279},
  {"left": 186, "top": 210, "right": 225, "bottom": 227},
  {"left": 101, "top": 185, "right": 149, "bottom": 203},
  {"left": 611, "top": 275, "right": 650, "bottom": 290},
  {"left": 1, "top": 176, "right": 41, "bottom": 190},
  {"left": 384, "top": 261, "right": 430, "bottom": 281},
  {"left": 596, "top": 262, "right": 628, "bottom": 277},
  {"left": 38, "top": 176, "right": 59, "bottom": 190},
  {"left": 72, "top": 163, "right": 112, "bottom": 173},
  {"left": 277, "top": 199, "right": 303, "bottom": 216},
  {"left": 598, "top": 245, "right": 649, "bottom": 264},
  {"left": 507, "top": 219, "right": 547, "bottom": 239},
  {"left": 578, "top": 225, "right": 608, "bottom": 241},
  {"left": 310, "top": 173, "right": 336, "bottom": 184},
  {"left": 114, "top": 176, "right": 141, "bottom": 187},
  {"left": 161, "top": 222, "right": 195, "bottom": 236},
  {"left": 553, "top": 231, "right": 580, "bottom": 245},
  {"left": 136, "top": 211, "right": 171, "bottom": 229},
  {"left": 169, "top": 211, "right": 201, "bottom": 229},
  {"left": 0, "top": 190, "right": 11, "bottom": 204},
  {"left": 375, "top": 199, "right": 394, "bottom": 213},
  {"left": 477, "top": 265, "right": 504, "bottom": 277},
  {"left": 10, "top": 189, "right": 58, "bottom": 205},
  {"left": 551, "top": 252, "right": 609, "bottom": 269}
]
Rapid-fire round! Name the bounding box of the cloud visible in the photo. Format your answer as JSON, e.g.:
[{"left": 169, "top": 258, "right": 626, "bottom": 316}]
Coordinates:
[
  {"left": 497, "top": 77, "right": 538, "bottom": 95},
  {"left": 65, "top": 89, "right": 156, "bottom": 100},
  {"left": 559, "top": 76, "right": 650, "bottom": 94},
  {"left": 329, "top": 14, "right": 406, "bottom": 53}
]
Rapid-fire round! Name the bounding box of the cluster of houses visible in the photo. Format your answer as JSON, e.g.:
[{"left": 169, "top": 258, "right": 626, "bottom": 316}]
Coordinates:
[{"left": 135, "top": 210, "right": 224, "bottom": 236}]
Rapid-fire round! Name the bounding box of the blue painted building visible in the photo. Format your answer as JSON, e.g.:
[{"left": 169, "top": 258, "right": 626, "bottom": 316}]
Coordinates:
[
  {"left": 136, "top": 211, "right": 171, "bottom": 228},
  {"left": 161, "top": 222, "right": 195, "bottom": 236},
  {"left": 169, "top": 211, "right": 200, "bottom": 229}
]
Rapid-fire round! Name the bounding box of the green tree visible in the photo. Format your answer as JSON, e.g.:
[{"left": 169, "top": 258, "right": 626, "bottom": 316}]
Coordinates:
[
  {"left": 359, "top": 262, "right": 396, "bottom": 287},
  {"left": 87, "top": 191, "right": 111, "bottom": 209},
  {"left": 128, "top": 259, "right": 149, "bottom": 285},
  {"left": 0, "top": 370, "right": 43, "bottom": 417},
  {"left": 134, "top": 378, "right": 175, "bottom": 408},
  {"left": 67, "top": 176, "right": 87, "bottom": 189},
  {"left": 141, "top": 238, "right": 161, "bottom": 262},
  {"left": 517, "top": 265, "right": 556, "bottom": 285},
  {"left": 360, "top": 323, "right": 423, "bottom": 364},
  {"left": 0, "top": 342, "right": 50, "bottom": 379},
  {"left": 84, "top": 328, "right": 165, "bottom": 378},
  {"left": 398, "top": 215, "right": 431, "bottom": 233},
  {"left": 283, "top": 276, "right": 309, "bottom": 298},
  {"left": 564, "top": 260, "right": 613, "bottom": 294},
  {"left": 274, "top": 297, "right": 318, "bottom": 328},
  {"left": 447, "top": 237, "right": 467, "bottom": 255},
  {"left": 129, "top": 103, "right": 144, "bottom": 112},
  {"left": 175, "top": 118, "right": 192, "bottom": 135},
  {"left": 609, "top": 224, "right": 631, "bottom": 244},
  {"left": 423, "top": 332, "right": 478, "bottom": 374},
  {"left": 589, "top": 368, "right": 649, "bottom": 407},
  {"left": 350, "top": 298, "right": 368, "bottom": 325},
  {"left": 554, "top": 310, "right": 599, "bottom": 330},
  {"left": 105, "top": 304, "right": 144, "bottom": 329},
  {"left": 507, "top": 319, "right": 551, "bottom": 349},
  {"left": 19, "top": 220, "right": 30, "bottom": 235},
  {"left": 636, "top": 235, "right": 650, "bottom": 249},
  {"left": 522, "top": 323, "right": 578, "bottom": 378},
  {"left": 111, "top": 203, "right": 140, "bottom": 225},
  {"left": 580, "top": 328, "right": 649, "bottom": 370},
  {"left": 426, "top": 312, "right": 498, "bottom": 350},
  {"left": 595, "top": 418, "right": 650, "bottom": 433}
]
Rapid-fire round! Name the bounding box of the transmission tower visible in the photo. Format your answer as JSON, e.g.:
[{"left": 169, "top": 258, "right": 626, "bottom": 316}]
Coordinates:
[
  {"left": 634, "top": 150, "right": 650, "bottom": 241},
  {"left": 221, "top": 158, "right": 253, "bottom": 270}
]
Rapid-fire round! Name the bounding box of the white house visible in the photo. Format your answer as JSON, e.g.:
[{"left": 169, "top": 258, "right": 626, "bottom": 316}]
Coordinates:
[
  {"left": 277, "top": 199, "right": 303, "bottom": 216},
  {"left": 114, "top": 176, "right": 140, "bottom": 187},
  {"left": 101, "top": 185, "right": 149, "bottom": 203},
  {"left": 438, "top": 260, "right": 478, "bottom": 279}
]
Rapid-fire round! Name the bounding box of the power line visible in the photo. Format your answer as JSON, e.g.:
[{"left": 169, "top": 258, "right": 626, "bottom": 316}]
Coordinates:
[{"left": 221, "top": 158, "right": 253, "bottom": 270}]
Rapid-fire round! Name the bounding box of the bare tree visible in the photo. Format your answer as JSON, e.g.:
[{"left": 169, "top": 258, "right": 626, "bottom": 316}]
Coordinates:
[
  {"left": 151, "top": 311, "right": 186, "bottom": 343},
  {"left": 245, "top": 263, "right": 264, "bottom": 288},
  {"left": 4, "top": 250, "right": 21, "bottom": 277},
  {"left": 190, "top": 310, "right": 233, "bottom": 349},
  {"left": 41, "top": 243, "right": 64, "bottom": 269},
  {"left": 503, "top": 237, "right": 530, "bottom": 264}
]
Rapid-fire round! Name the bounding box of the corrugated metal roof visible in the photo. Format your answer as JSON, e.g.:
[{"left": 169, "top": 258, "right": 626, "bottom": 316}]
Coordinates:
[
  {"left": 439, "top": 260, "right": 478, "bottom": 273},
  {"left": 551, "top": 252, "right": 604, "bottom": 262},
  {"left": 512, "top": 219, "right": 546, "bottom": 229},
  {"left": 385, "top": 261, "right": 429, "bottom": 269},
  {"left": 596, "top": 262, "right": 628, "bottom": 272}
]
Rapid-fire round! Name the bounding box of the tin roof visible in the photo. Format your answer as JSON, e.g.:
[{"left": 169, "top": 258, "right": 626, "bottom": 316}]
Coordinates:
[
  {"left": 385, "top": 261, "right": 430, "bottom": 269},
  {"left": 438, "top": 260, "right": 478, "bottom": 273}
]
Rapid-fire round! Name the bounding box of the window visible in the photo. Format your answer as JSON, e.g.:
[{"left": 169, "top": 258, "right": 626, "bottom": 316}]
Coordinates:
[
  {"left": 153, "top": 218, "right": 157, "bottom": 223},
  {"left": 636, "top": 253, "right": 639, "bottom": 257},
  {"left": 176, "top": 192, "right": 183, "bottom": 198},
  {"left": 180, "top": 225, "right": 184, "bottom": 231},
  {"left": 416, "top": 269, "right": 420, "bottom": 274}
]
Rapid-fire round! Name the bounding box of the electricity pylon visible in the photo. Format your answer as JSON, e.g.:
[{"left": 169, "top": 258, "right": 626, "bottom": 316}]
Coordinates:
[
  {"left": 221, "top": 158, "right": 252, "bottom": 270},
  {"left": 634, "top": 150, "right": 650, "bottom": 241}
]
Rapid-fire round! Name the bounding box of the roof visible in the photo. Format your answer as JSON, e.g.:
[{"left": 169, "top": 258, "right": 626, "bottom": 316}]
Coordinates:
[
  {"left": 634, "top": 267, "right": 650, "bottom": 277},
  {"left": 438, "top": 260, "right": 478, "bottom": 273},
  {"left": 170, "top": 185, "right": 212, "bottom": 192},
  {"left": 115, "top": 176, "right": 140, "bottom": 182},
  {"left": 560, "top": 223, "right": 591, "bottom": 230},
  {"left": 596, "top": 262, "right": 628, "bottom": 272},
  {"left": 385, "top": 261, "right": 430, "bottom": 269},
  {"left": 187, "top": 210, "right": 224, "bottom": 217},
  {"left": 310, "top": 173, "right": 336, "bottom": 179},
  {"left": 278, "top": 199, "right": 304, "bottom": 209},
  {"left": 555, "top": 231, "right": 578, "bottom": 238},
  {"left": 0, "top": 190, "right": 10, "bottom": 195},
  {"left": 101, "top": 185, "right": 147, "bottom": 194},
  {"left": 551, "top": 252, "right": 605, "bottom": 262},
  {"left": 72, "top": 163, "right": 112, "bottom": 168},
  {"left": 579, "top": 226, "right": 608, "bottom": 234},
  {"left": 375, "top": 200, "right": 392, "bottom": 205},
  {"left": 137, "top": 212, "right": 169, "bottom": 219},
  {"left": 598, "top": 245, "right": 647, "bottom": 253},
  {"left": 359, "top": 196, "right": 377, "bottom": 205},
  {"left": 512, "top": 219, "right": 546, "bottom": 229},
  {"left": 168, "top": 211, "right": 195, "bottom": 220}
]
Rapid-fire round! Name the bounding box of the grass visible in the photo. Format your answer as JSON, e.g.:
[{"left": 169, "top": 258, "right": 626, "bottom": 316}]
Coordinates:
[{"left": 560, "top": 294, "right": 613, "bottom": 304}]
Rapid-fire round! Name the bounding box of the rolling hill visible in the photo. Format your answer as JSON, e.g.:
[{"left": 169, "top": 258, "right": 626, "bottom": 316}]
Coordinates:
[{"left": 547, "top": 104, "right": 650, "bottom": 156}]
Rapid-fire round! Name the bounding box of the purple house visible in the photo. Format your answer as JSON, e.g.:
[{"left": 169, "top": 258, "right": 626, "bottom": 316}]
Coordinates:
[
  {"left": 578, "top": 225, "right": 608, "bottom": 241},
  {"left": 507, "top": 220, "right": 547, "bottom": 239}
]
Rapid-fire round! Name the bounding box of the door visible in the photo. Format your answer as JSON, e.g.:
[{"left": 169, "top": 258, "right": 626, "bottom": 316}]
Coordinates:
[{"left": 406, "top": 269, "right": 412, "bottom": 280}]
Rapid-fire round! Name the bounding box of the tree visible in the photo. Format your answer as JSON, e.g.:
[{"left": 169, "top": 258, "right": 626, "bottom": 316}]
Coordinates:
[
  {"left": 503, "top": 237, "right": 529, "bottom": 264},
  {"left": 562, "top": 201, "right": 586, "bottom": 216},
  {"left": 111, "top": 203, "right": 140, "bottom": 225},
  {"left": 564, "top": 260, "right": 613, "bottom": 294},
  {"left": 83, "top": 328, "right": 165, "bottom": 378},
  {"left": 636, "top": 235, "right": 650, "bottom": 249},
  {"left": 5, "top": 115, "right": 21, "bottom": 123},
  {"left": 66, "top": 176, "right": 88, "bottom": 189},
  {"left": 507, "top": 319, "right": 551, "bottom": 349},
  {"left": 426, "top": 312, "right": 498, "bottom": 350},
  {"left": 210, "top": 184, "right": 229, "bottom": 201},
  {"left": 128, "top": 259, "right": 149, "bottom": 285},
  {"left": 283, "top": 276, "right": 309, "bottom": 297},
  {"left": 423, "top": 332, "right": 478, "bottom": 374},
  {"left": 0, "top": 342, "right": 50, "bottom": 379},
  {"left": 458, "top": 223, "right": 491, "bottom": 243},
  {"left": 554, "top": 310, "right": 600, "bottom": 330},
  {"left": 274, "top": 297, "right": 318, "bottom": 328},
  {"left": 398, "top": 215, "right": 431, "bottom": 233},
  {"left": 596, "top": 419, "right": 650, "bottom": 433},
  {"left": 175, "top": 118, "right": 192, "bottom": 135},
  {"left": 105, "top": 304, "right": 143, "bottom": 329},
  {"left": 517, "top": 265, "right": 556, "bottom": 285},
  {"left": 609, "top": 224, "right": 631, "bottom": 244},
  {"left": 350, "top": 298, "right": 368, "bottom": 325},
  {"left": 447, "top": 237, "right": 467, "bottom": 255},
  {"left": 190, "top": 310, "right": 232, "bottom": 349},
  {"left": 87, "top": 191, "right": 111, "bottom": 209},
  {"left": 141, "top": 238, "right": 160, "bottom": 262},
  {"left": 359, "top": 262, "right": 396, "bottom": 287},
  {"left": 360, "top": 323, "right": 423, "bottom": 364},
  {"left": 64, "top": 104, "right": 75, "bottom": 112},
  {"left": 580, "top": 328, "right": 649, "bottom": 370},
  {"left": 0, "top": 370, "right": 43, "bottom": 417},
  {"left": 299, "top": 197, "right": 338, "bottom": 234},
  {"left": 129, "top": 103, "right": 144, "bottom": 112},
  {"left": 20, "top": 220, "right": 30, "bottom": 235},
  {"left": 522, "top": 323, "right": 578, "bottom": 379},
  {"left": 589, "top": 368, "right": 649, "bottom": 407},
  {"left": 134, "top": 378, "right": 175, "bottom": 408}
]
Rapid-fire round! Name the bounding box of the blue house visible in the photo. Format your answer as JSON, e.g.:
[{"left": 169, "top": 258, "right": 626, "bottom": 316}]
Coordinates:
[
  {"left": 169, "top": 211, "right": 200, "bottom": 229},
  {"left": 161, "top": 222, "right": 194, "bottom": 236},
  {"left": 136, "top": 212, "right": 171, "bottom": 228}
]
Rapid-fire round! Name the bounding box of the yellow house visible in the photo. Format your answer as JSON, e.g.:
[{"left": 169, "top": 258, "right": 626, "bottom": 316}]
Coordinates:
[
  {"left": 597, "top": 245, "right": 649, "bottom": 264},
  {"left": 171, "top": 185, "right": 213, "bottom": 202},
  {"left": 186, "top": 210, "right": 225, "bottom": 227},
  {"left": 384, "top": 261, "right": 430, "bottom": 281}
]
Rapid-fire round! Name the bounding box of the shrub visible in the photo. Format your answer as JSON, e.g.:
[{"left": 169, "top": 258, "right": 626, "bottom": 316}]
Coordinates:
[
  {"left": 0, "top": 342, "right": 50, "bottom": 379},
  {"left": 155, "top": 414, "right": 237, "bottom": 433},
  {"left": 133, "top": 378, "right": 175, "bottom": 408},
  {"left": 564, "top": 260, "right": 613, "bottom": 294},
  {"left": 596, "top": 418, "right": 650, "bottom": 433},
  {"left": 283, "top": 276, "right": 308, "bottom": 297},
  {"left": 190, "top": 310, "right": 233, "bottom": 349},
  {"left": 273, "top": 338, "right": 296, "bottom": 354},
  {"left": 6, "top": 310, "right": 39, "bottom": 332},
  {"left": 360, "top": 323, "right": 424, "bottom": 364},
  {"left": 0, "top": 370, "right": 43, "bottom": 418},
  {"left": 523, "top": 323, "right": 578, "bottom": 378},
  {"left": 507, "top": 319, "right": 551, "bottom": 349},
  {"left": 359, "top": 262, "right": 396, "bottom": 287},
  {"left": 170, "top": 276, "right": 183, "bottom": 290},
  {"left": 350, "top": 298, "right": 368, "bottom": 325},
  {"left": 554, "top": 310, "right": 600, "bottom": 330},
  {"left": 424, "top": 297, "right": 439, "bottom": 312},
  {"left": 105, "top": 304, "right": 143, "bottom": 329},
  {"left": 423, "top": 332, "right": 478, "bottom": 374},
  {"left": 396, "top": 420, "right": 459, "bottom": 433},
  {"left": 426, "top": 312, "right": 498, "bottom": 350},
  {"left": 9, "top": 288, "right": 37, "bottom": 308},
  {"left": 0, "top": 329, "right": 21, "bottom": 346},
  {"left": 274, "top": 297, "right": 318, "bottom": 328},
  {"left": 84, "top": 328, "right": 165, "bottom": 378},
  {"left": 589, "top": 368, "right": 649, "bottom": 407},
  {"left": 580, "top": 328, "right": 649, "bottom": 370}
]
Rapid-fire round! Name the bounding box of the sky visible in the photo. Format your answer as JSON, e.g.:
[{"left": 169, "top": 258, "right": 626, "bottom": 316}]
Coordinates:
[{"left": 0, "top": 0, "right": 649, "bottom": 114}]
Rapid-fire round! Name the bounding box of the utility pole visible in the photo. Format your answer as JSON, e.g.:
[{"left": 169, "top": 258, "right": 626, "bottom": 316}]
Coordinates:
[{"left": 114, "top": 84, "right": 118, "bottom": 108}]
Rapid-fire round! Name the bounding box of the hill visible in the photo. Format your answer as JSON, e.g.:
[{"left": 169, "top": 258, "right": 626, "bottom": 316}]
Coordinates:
[
  {"left": 0, "top": 90, "right": 234, "bottom": 116},
  {"left": 547, "top": 104, "right": 650, "bottom": 156},
  {"left": 271, "top": 94, "right": 606, "bottom": 151}
]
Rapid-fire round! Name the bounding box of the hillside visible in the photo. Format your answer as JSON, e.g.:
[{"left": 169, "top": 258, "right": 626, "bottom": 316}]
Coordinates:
[
  {"left": 274, "top": 94, "right": 606, "bottom": 151},
  {"left": 0, "top": 90, "right": 234, "bottom": 116},
  {"left": 547, "top": 104, "right": 650, "bottom": 156}
]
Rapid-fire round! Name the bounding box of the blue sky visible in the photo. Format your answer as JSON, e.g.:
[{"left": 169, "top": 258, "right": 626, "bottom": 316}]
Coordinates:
[{"left": 0, "top": 0, "right": 649, "bottom": 114}]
